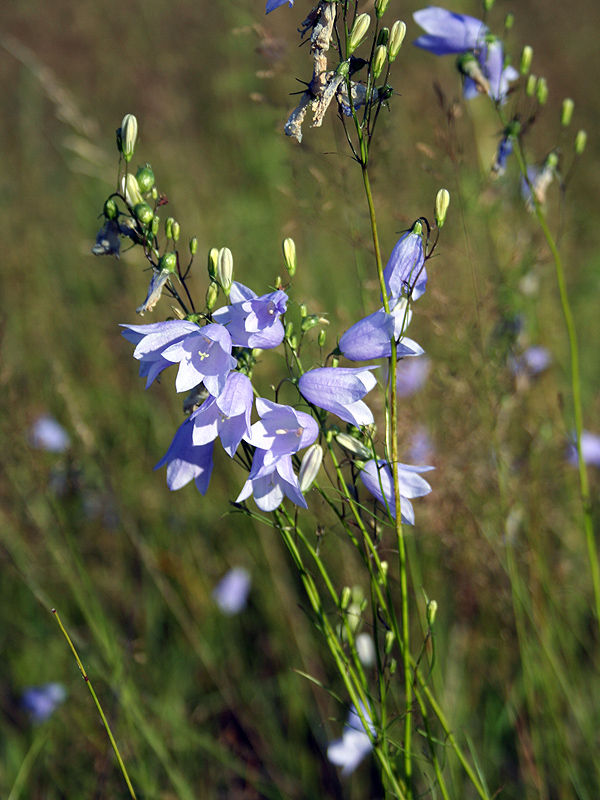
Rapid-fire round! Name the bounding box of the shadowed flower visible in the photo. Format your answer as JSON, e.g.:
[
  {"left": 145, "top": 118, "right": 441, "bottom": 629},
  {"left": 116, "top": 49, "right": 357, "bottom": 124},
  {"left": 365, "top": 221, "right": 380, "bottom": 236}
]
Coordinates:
[
  {"left": 22, "top": 683, "right": 67, "bottom": 723},
  {"left": 396, "top": 356, "right": 430, "bottom": 396},
  {"left": 566, "top": 431, "right": 600, "bottom": 468},
  {"left": 244, "top": 398, "right": 319, "bottom": 465},
  {"left": 266, "top": 0, "right": 292, "bottom": 12},
  {"left": 191, "top": 372, "right": 253, "bottom": 457},
  {"left": 29, "top": 416, "right": 71, "bottom": 453},
  {"left": 338, "top": 302, "right": 423, "bottom": 362},
  {"left": 383, "top": 229, "right": 426, "bottom": 302},
  {"left": 492, "top": 134, "right": 514, "bottom": 176},
  {"left": 327, "top": 702, "right": 375, "bottom": 776},
  {"left": 136, "top": 269, "right": 171, "bottom": 315},
  {"left": 212, "top": 282, "right": 288, "bottom": 349},
  {"left": 236, "top": 450, "right": 307, "bottom": 511},
  {"left": 298, "top": 367, "right": 377, "bottom": 427},
  {"left": 155, "top": 418, "right": 214, "bottom": 494},
  {"left": 360, "top": 459, "right": 433, "bottom": 524},
  {"left": 212, "top": 567, "right": 251, "bottom": 615}
]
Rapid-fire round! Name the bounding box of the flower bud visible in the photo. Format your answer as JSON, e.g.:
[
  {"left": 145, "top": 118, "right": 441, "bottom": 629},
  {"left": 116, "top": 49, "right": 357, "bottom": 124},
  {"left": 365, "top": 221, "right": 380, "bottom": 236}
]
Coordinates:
[
  {"left": 348, "top": 13, "right": 371, "bottom": 54},
  {"left": 120, "top": 114, "right": 138, "bottom": 162},
  {"left": 165, "top": 217, "right": 174, "bottom": 240},
  {"left": 217, "top": 247, "right": 233, "bottom": 295},
  {"left": 340, "top": 586, "right": 352, "bottom": 610},
  {"left": 158, "top": 252, "right": 177, "bottom": 273},
  {"left": 561, "top": 98, "right": 574, "bottom": 128},
  {"left": 151, "top": 186, "right": 158, "bottom": 201},
  {"left": 285, "top": 321, "right": 294, "bottom": 339},
  {"left": 301, "top": 315, "right": 320, "bottom": 333},
  {"left": 151, "top": 215, "right": 160, "bottom": 236},
  {"left": 388, "top": 658, "right": 397, "bottom": 674},
  {"left": 282, "top": 237, "right": 296, "bottom": 276},
  {"left": 372, "top": 45, "right": 387, "bottom": 79},
  {"left": 435, "top": 188, "right": 450, "bottom": 228},
  {"left": 335, "top": 432, "right": 372, "bottom": 459},
  {"left": 519, "top": 45, "right": 533, "bottom": 76},
  {"left": 318, "top": 329, "right": 327, "bottom": 348},
  {"left": 484, "top": 0, "right": 495, "bottom": 9},
  {"left": 375, "top": 0, "right": 389, "bottom": 18},
  {"left": 575, "top": 129, "right": 587, "bottom": 155},
  {"left": 136, "top": 164, "right": 155, "bottom": 193},
  {"left": 208, "top": 247, "right": 219, "bottom": 280},
  {"left": 121, "top": 173, "right": 143, "bottom": 207},
  {"left": 299, "top": 302, "right": 307, "bottom": 318},
  {"left": 388, "top": 20, "right": 406, "bottom": 62},
  {"left": 331, "top": 356, "right": 339, "bottom": 368},
  {"left": 536, "top": 77, "right": 548, "bottom": 105},
  {"left": 189, "top": 237, "right": 198, "bottom": 255},
  {"left": 103, "top": 198, "right": 118, "bottom": 220},
  {"left": 290, "top": 334, "right": 298, "bottom": 350},
  {"left": 275, "top": 275, "right": 283, "bottom": 289},
  {"left": 526, "top": 74, "right": 537, "bottom": 97},
  {"left": 384, "top": 630, "right": 395, "bottom": 654},
  {"left": 206, "top": 281, "right": 219, "bottom": 311},
  {"left": 426, "top": 599, "right": 438, "bottom": 626},
  {"left": 380, "top": 560, "right": 388, "bottom": 579},
  {"left": 504, "top": 12, "right": 514, "bottom": 30},
  {"left": 377, "top": 27, "right": 389, "bottom": 47},
  {"left": 299, "top": 443, "right": 323, "bottom": 493},
  {"left": 134, "top": 202, "right": 153, "bottom": 225},
  {"left": 171, "top": 221, "right": 180, "bottom": 243}
]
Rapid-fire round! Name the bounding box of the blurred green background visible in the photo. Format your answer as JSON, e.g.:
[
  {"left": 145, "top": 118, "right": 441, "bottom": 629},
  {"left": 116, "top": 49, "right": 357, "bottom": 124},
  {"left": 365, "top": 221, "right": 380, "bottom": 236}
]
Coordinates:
[{"left": 1, "top": 0, "right": 600, "bottom": 798}]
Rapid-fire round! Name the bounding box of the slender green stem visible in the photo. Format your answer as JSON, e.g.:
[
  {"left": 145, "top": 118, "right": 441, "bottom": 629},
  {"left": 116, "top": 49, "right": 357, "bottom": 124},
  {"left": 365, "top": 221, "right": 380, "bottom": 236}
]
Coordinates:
[
  {"left": 52, "top": 609, "right": 138, "bottom": 800},
  {"left": 7, "top": 729, "right": 48, "bottom": 800}
]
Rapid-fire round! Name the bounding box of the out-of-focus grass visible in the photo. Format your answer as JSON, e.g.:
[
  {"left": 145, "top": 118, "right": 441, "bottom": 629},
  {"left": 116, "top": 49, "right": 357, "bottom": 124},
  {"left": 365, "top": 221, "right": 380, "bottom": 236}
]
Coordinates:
[{"left": 1, "top": 0, "right": 600, "bottom": 798}]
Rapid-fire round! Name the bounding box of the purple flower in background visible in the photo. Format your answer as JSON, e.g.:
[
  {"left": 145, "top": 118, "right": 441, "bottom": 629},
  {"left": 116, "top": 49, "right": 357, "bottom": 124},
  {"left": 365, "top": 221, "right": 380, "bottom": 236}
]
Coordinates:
[
  {"left": 245, "top": 398, "right": 318, "bottom": 465},
  {"left": 161, "top": 323, "right": 237, "bottom": 396},
  {"left": 298, "top": 367, "right": 377, "bottom": 427},
  {"left": 327, "top": 703, "right": 375, "bottom": 776},
  {"left": 237, "top": 450, "right": 307, "bottom": 511},
  {"left": 360, "top": 459, "right": 433, "bottom": 524},
  {"left": 213, "top": 283, "right": 288, "bottom": 350},
  {"left": 396, "top": 356, "right": 430, "bottom": 396},
  {"left": 566, "top": 431, "right": 600, "bottom": 468},
  {"left": 22, "top": 683, "right": 67, "bottom": 723},
  {"left": 509, "top": 346, "right": 551, "bottom": 378},
  {"left": 155, "top": 418, "right": 214, "bottom": 494},
  {"left": 492, "top": 134, "right": 514, "bottom": 176},
  {"left": 339, "top": 304, "right": 424, "bottom": 362},
  {"left": 191, "top": 372, "right": 253, "bottom": 457},
  {"left": 212, "top": 567, "right": 251, "bottom": 615},
  {"left": 383, "top": 230, "right": 426, "bottom": 302},
  {"left": 408, "top": 427, "right": 434, "bottom": 464},
  {"left": 29, "top": 416, "right": 71, "bottom": 453},
  {"left": 121, "top": 320, "right": 201, "bottom": 389},
  {"left": 266, "top": 0, "right": 292, "bottom": 12}
]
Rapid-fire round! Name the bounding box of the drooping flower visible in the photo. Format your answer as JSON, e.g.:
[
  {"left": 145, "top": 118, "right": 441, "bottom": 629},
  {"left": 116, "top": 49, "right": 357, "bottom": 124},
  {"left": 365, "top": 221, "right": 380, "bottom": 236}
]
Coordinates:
[
  {"left": 327, "top": 702, "right": 375, "bottom": 776},
  {"left": 191, "top": 371, "right": 253, "bottom": 457},
  {"left": 298, "top": 367, "right": 377, "bottom": 427},
  {"left": 154, "top": 418, "right": 214, "bottom": 494},
  {"left": 383, "top": 229, "right": 426, "bottom": 302},
  {"left": 212, "top": 282, "right": 288, "bottom": 350},
  {"left": 566, "top": 431, "right": 600, "bottom": 468},
  {"left": 244, "top": 398, "right": 319, "bottom": 465},
  {"left": 22, "top": 683, "right": 67, "bottom": 723},
  {"left": 236, "top": 450, "right": 307, "bottom": 511},
  {"left": 396, "top": 356, "right": 430, "bottom": 396},
  {"left": 212, "top": 567, "right": 251, "bottom": 615},
  {"left": 492, "top": 134, "right": 514, "bottom": 176},
  {"left": 29, "top": 416, "right": 71, "bottom": 453},
  {"left": 160, "top": 323, "right": 237, "bottom": 396},
  {"left": 266, "top": 0, "right": 292, "bottom": 12},
  {"left": 136, "top": 269, "right": 171, "bottom": 315},
  {"left": 121, "top": 320, "right": 202, "bottom": 389},
  {"left": 360, "top": 459, "right": 433, "bottom": 524},
  {"left": 338, "top": 301, "right": 424, "bottom": 362}
]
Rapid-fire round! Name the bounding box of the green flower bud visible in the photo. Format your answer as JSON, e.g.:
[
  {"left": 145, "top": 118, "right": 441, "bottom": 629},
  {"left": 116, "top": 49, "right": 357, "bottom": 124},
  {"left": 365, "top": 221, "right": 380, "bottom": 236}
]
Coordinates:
[
  {"left": 348, "top": 13, "right": 371, "bottom": 55},
  {"left": 373, "top": 45, "right": 387, "bottom": 79},
  {"left": 388, "top": 658, "right": 397, "bottom": 674},
  {"left": 121, "top": 173, "right": 143, "bottom": 207},
  {"left": 526, "top": 74, "right": 537, "bottom": 97},
  {"left": 519, "top": 45, "right": 533, "bottom": 75},
  {"left": 136, "top": 164, "right": 155, "bottom": 194},
  {"left": 217, "top": 247, "right": 233, "bottom": 295},
  {"left": 151, "top": 186, "right": 158, "bottom": 201},
  {"left": 172, "top": 221, "right": 180, "bottom": 243},
  {"left": 285, "top": 321, "right": 294, "bottom": 339},
  {"left": 189, "top": 237, "right": 198, "bottom": 256},
  {"left": 165, "top": 217, "right": 174, "bottom": 240},
  {"left": 375, "top": 0, "right": 389, "bottom": 18},
  {"left": 120, "top": 113, "right": 138, "bottom": 162},
  {"left": 377, "top": 27, "right": 389, "bottom": 47},
  {"left": 412, "top": 220, "right": 423, "bottom": 236},
  {"left": 301, "top": 315, "right": 321, "bottom": 333},
  {"left": 208, "top": 247, "right": 219, "bottom": 280},
  {"left": 331, "top": 356, "right": 339, "bottom": 368},
  {"left": 151, "top": 215, "right": 160, "bottom": 236},
  {"left": 340, "top": 586, "right": 352, "bottom": 610},
  {"left": 103, "top": 198, "right": 118, "bottom": 220},
  {"left": 388, "top": 20, "right": 406, "bottom": 62},
  {"left": 536, "top": 77, "right": 548, "bottom": 105},
  {"left": 318, "top": 329, "right": 327, "bottom": 348},
  {"left": 282, "top": 237, "right": 296, "bottom": 276},
  {"left": 504, "top": 12, "right": 514, "bottom": 30},
  {"left": 206, "top": 281, "right": 219, "bottom": 311},
  {"left": 134, "top": 202, "right": 154, "bottom": 225},
  {"left": 275, "top": 276, "right": 283, "bottom": 289},
  {"left": 336, "top": 60, "right": 350, "bottom": 78},
  {"left": 575, "top": 129, "right": 588, "bottom": 155},
  {"left": 435, "top": 188, "right": 450, "bottom": 228},
  {"left": 299, "top": 302, "right": 307, "bottom": 318},
  {"left": 384, "top": 630, "right": 395, "bottom": 654},
  {"left": 426, "top": 599, "right": 438, "bottom": 627},
  {"left": 380, "top": 560, "right": 388, "bottom": 580},
  {"left": 158, "top": 252, "right": 177, "bottom": 273},
  {"left": 290, "top": 334, "right": 298, "bottom": 350},
  {"left": 299, "top": 443, "right": 323, "bottom": 493},
  {"left": 546, "top": 151, "right": 559, "bottom": 171},
  {"left": 561, "top": 98, "right": 574, "bottom": 128},
  {"left": 335, "top": 432, "right": 372, "bottom": 459}
]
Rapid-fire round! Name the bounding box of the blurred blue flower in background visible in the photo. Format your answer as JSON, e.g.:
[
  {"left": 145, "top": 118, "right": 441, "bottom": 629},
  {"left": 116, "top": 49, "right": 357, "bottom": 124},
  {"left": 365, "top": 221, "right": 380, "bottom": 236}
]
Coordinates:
[
  {"left": 509, "top": 345, "right": 551, "bottom": 378},
  {"left": 327, "top": 702, "right": 375, "bottom": 776},
  {"left": 396, "top": 356, "right": 430, "bottom": 397},
  {"left": 567, "top": 431, "right": 600, "bottom": 468},
  {"left": 22, "top": 683, "right": 67, "bottom": 723},
  {"left": 212, "top": 567, "right": 251, "bottom": 615},
  {"left": 29, "top": 416, "right": 71, "bottom": 453},
  {"left": 360, "top": 459, "right": 433, "bottom": 524}
]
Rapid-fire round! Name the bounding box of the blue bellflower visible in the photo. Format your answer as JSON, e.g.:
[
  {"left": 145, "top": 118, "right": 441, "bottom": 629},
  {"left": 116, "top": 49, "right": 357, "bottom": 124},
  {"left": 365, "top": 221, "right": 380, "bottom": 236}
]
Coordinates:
[
  {"left": 396, "top": 355, "right": 430, "bottom": 397},
  {"left": 155, "top": 418, "right": 214, "bottom": 494},
  {"left": 298, "top": 367, "right": 377, "bottom": 427},
  {"left": 29, "top": 416, "right": 71, "bottom": 453},
  {"left": 360, "top": 459, "right": 433, "bottom": 524},
  {"left": 212, "top": 567, "right": 251, "bottom": 615},
  {"left": 339, "top": 302, "right": 424, "bottom": 362},
  {"left": 492, "top": 134, "right": 514, "bottom": 176},
  {"left": 22, "top": 683, "right": 67, "bottom": 723},
  {"left": 566, "top": 431, "right": 600, "bottom": 468},
  {"left": 327, "top": 703, "right": 375, "bottom": 776},
  {"left": 244, "top": 398, "right": 319, "bottom": 465},
  {"left": 121, "top": 320, "right": 202, "bottom": 389},
  {"left": 236, "top": 449, "right": 307, "bottom": 511},
  {"left": 213, "top": 282, "right": 288, "bottom": 350},
  {"left": 266, "top": 0, "right": 292, "bottom": 12},
  {"left": 160, "top": 323, "right": 237, "bottom": 396},
  {"left": 191, "top": 371, "right": 253, "bottom": 457},
  {"left": 383, "top": 230, "right": 426, "bottom": 302}
]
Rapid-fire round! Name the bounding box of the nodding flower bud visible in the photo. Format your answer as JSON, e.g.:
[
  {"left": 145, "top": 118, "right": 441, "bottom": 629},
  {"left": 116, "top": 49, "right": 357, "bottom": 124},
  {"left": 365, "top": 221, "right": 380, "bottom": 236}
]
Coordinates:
[
  {"left": 348, "top": 13, "right": 371, "bottom": 55},
  {"left": 121, "top": 173, "right": 143, "bottom": 208},
  {"left": 536, "top": 77, "right": 548, "bottom": 105},
  {"left": 575, "top": 129, "right": 587, "bottom": 155},
  {"left": 526, "top": 74, "right": 537, "bottom": 97},
  {"left": 384, "top": 630, "right": 395, "bottom": 654},
  {"left": 340, "top": 586, "right": 352, "bottom": 611},
  {"left": 120, "top": 114, "right": 138, "bottom": 162},
  {"left": 299, "top": 302, "right": 307, "bottom": 318},
  {"left": 504, "top": 11, "right": 514, "bottom": 29},
  {"left": 374, "top": 0, "right": 389, "bottom": 19},
  {"left": 207, "top": 247, "right": 219, "bottom": 280},
  {"left": 377, "top": 27, "right": 390, "bottom": 47},
  {"left": 103, "top": 198, "right": 118, "bottom": 220},
  {"left": 165, "top": 217, "right": 174, "bottom": 240},
  {"left": 282, "top": 237, "right": 297, "bottom": 276},
  {"left": 318, "top": 329, "right": 327, "bottom": 348},
  {"left": 426, "top": 599, "right": 438, "bottom": 627},
  {"left": 134, "top": 202, "right": 153, "bottom": 225},
  {"left": 289, "top": 334, "right": 298, "bottom": 350},
  {"left": 335, "top": 432, "right": 372, "bottom": 459},
  {"left": 301, "top": 315, "right": 320, "bottom": 333},
  {"left": 171, "top": 221, "right": 180, "bottom": 243},
  {"left": 189, "top": 237, "right": 198, "bottom": 256},
  {"left": 299, "top": 443, "right": 323, "bottom": 493},
  {"left": 217, "top": 247, "right": 233, "bottom": 295},
  {"left": 206, "top": 281, "right": 219, "bottom": 311},
  {"left": 151, "top": 215, "right": 160, "bottom": 236},
  {"left": 435, "top": 188, "right": 450, "bottom": 228},
  {"left": 158, "top": 252, "right": 177, "bottom": 273},
  {"left": 373, "top": 45, "right": 387, "bottom": 79},
  {"left": 561, "top": 98, "right": 574, "bottom": 128},
  {"left": 285, "top": 321, "right": 294, "bottom": 339},
  {"left": 519, "top": 45, "right": 533, "bottom": 75},
  {"left": 151, "top": 186, "right": 158, "bottom": 201},
  {"left": 388, "top": 20, "right": 406, "bottom": 62},
  {"left": 136, "top": 164, "right": 155, "bottom": 194},
  {"left": 388, "top": 658, "right": 397, "bottom": 674}
]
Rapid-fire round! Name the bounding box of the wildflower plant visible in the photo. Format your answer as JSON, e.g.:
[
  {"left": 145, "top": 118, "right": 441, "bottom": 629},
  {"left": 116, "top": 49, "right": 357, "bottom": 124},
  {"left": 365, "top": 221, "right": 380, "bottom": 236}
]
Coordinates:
[{"left": 87, "top": 2, "right": 598, "bottom": 798}]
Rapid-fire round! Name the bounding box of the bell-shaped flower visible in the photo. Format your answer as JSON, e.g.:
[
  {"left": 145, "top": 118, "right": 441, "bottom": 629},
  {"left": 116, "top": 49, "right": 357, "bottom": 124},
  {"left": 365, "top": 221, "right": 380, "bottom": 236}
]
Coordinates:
[
  {"left": 383, "top": 229, "right": 426, "bottom": 302},
  {"left": 360, "top": 458, "right": 433, "bottom": 525},
  {"left": 213, "top": 282, "right": 288, "bottom": 350},
  {"left": 266, "top": 0, "right": 292, "bottom": 12},
  {"left": 327, "top": 702, "right": 375, "bottom": 776},
  {"left": 244, "top": 398, "right": 318, "bottom": 466},
  {"left": 191, "top": 371, "right": 253, "bottom": 457},
  {"left": 212, "top": 567, "right": 251, "bottom": 615},
  {"left": 236, "top": 450, "right": 307, "bottom": 512},
  {"left": 298, "top": 367, "right": 377, "bottom": 427},
  {"left": 121, "top": 320, "right": 201, "bottom": 389},
  {"left": 154, "top": 418, "right": 214, "bottom": 494},
  {"left": 160, "top": 322, "right": 237, "bottom": 396},
  {"left": 29, "top": 416, "right": 71, "bottom": 453},
  {"left": 136, "top": 268, "right": 171, "bottom": 315},
  {"left": 339, "top": 301, "right": 424, "bottom": 362},
  {"left": 22, "top": 683, "right": 67, "bottom": 723}
]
